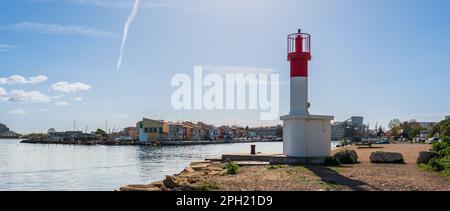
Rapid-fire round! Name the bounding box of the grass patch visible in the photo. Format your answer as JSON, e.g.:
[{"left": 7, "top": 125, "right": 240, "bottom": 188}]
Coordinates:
[
  {"left": 297, "top": 176, "right": 312, "bottom": 183},
  {"left": 198, "top": 183, "right": 221, "bottom": 191},
  {"left": 418, "top": 164, "right": 434, "bottom": 172},
  {"left": 295, "top": 166, "right": 309, "bottom": 172},
  {"left": 316, "top": 180, "right": 341, "bottom": 191},
  {"left": 330, "top": 167, "right": 345, "bottom": 174},
  {"left": 267, "top": 165, "right": 287, "bottom": 170},
  {"left": 224, "top": 161, "right": 240, "bottom": 175}
]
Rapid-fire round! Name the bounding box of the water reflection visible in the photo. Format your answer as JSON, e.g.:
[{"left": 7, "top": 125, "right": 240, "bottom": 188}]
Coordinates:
[{"left": 0, "top": 139, "right": 338, "bottom": 191}]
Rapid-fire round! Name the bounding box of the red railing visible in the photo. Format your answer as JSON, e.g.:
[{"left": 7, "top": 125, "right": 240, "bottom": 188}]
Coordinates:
[{"left": 287, "top": 32, "right": 311, "bottom": 55}]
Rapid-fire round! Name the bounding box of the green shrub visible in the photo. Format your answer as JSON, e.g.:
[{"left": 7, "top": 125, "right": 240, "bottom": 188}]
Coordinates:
[
  {"left": 440, "top": 156, "right": 450, "bottom": 169},
  {"left": 324, "top": 157, "right": 341, "bottom": 166},
  {"left": 432, "top": 142, "right": 449, "bottom": 153},
  {"left": 441, "top": 135, "right": 450, "bottom": 145},
  {"left": 428, "top": 157, "right": 445, "bottom": 172},
  {"left": 438, "top": 148, "right": 450, "bottom": 157},
  {"left": 225, "top": 161, "right": 240, "bottom": 175}
]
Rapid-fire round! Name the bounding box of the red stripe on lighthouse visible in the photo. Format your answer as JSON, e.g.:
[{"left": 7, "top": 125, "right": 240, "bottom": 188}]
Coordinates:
[{"left": 290, "top": 58, "right": 308, "bottom": 77}]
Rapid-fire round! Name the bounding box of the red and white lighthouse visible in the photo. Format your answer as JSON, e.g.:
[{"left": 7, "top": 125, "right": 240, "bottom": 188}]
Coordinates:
[
  {"left": 288, "top": 30, "right": 311, "bottom": 115},
  {"left": 281, "top": 30, "right": 334, "bottom": 161}
]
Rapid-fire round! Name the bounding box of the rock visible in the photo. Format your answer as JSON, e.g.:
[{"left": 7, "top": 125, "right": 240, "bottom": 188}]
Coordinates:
[
  {"left": 220, "top": 169, "right": 228, "bottom": 176},
  {"left": 119, "top": 184, "right": 161, "bottom": 191},
  {"left": 208, "top": 170, "right": 222, "bottom": 176},
  {"left": 416, "top": 151, "right": 437, "bottom": 164},
  {"left": 187, "top": 175, "right": 203, "bottom": 184},
  {"left": 174, "top": 185, "right": 197, "bottom": 191},
  {"left": 334, "top": 149, "right": 358, "bottom": 164},
  {"left": 150, "top": 181, "right": 166, "bottom": 189},
  {"left": 163, "top": 175, "right": 190, "bottom": 189},
  {"left": 370, "top": 151, "right": 404, "bottom": 163},
  {"left": 183, "top": 166, "right": 196, "bottom": 173}
]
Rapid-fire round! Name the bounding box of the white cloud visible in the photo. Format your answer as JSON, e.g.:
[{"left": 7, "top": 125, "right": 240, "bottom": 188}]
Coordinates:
[
  {"left": 0, "top": 22, "right": 118, "bottom": 38},
  {"left": 74, "top": 97, "right": 83, "bottom": 102},
  {"left": 0, "top": 87, "right": 6, "bottom": 96},
  {"left": 0, "top": 87, "right": 7, "bottom": 101},
  {"left": 55, "top": 101, "right": 70, "bottom": 106},
  {"left": 51, "top": 81, "right": 91, "bottom": 93},
  {"left": 7, "top": 90, "right": 51, "bottom": 103},
  {"left": 40, "top": 108, "right": 50, "bottom": 112},
  {"left": 9, "top": 108, "right": 27, "bottom": 115},
  {"left": 0, "top": 75, "right": 48, "bottom": 85}
]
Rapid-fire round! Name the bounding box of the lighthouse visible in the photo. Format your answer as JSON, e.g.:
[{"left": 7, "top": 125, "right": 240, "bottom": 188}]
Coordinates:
[{"left": 281, "top": 30, "right": 334, "bottom": 162}]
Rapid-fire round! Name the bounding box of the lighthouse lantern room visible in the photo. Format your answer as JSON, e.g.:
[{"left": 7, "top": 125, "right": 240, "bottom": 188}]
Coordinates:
[{"left": 281, "top": 30, "right": 334, "bottom": 162}]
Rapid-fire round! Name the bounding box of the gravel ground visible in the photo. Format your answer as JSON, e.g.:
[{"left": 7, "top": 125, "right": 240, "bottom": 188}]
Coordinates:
[{"left": 204, "top": 144, "right": 450, "bottom": 191}]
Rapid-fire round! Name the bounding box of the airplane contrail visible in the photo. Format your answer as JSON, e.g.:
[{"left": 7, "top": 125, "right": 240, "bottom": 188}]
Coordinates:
[{"left": 117, "top": 0, "right": 140, "bottom": 70}]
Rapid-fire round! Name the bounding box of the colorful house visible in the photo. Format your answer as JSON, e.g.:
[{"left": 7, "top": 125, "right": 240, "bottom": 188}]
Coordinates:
[
  {"left": 182, "top": 122, "right": 201, "bottom": 141},
  {"left": 218, "top": 126, "right": 235, "bottom": 140},
  {"left": 137, "top": 118, "right": 169, "bottom": 143},
  {"left": 197, "top": 121, "right": 218, "bottom": 140},
  {"left": 167, "top": 122, "right": 184, "bottom": 141}
]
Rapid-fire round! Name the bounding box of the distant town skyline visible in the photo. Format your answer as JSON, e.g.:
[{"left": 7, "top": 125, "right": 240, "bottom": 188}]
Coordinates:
[{"left": 1, "top": 0, "right": 450, "bottom": 133}]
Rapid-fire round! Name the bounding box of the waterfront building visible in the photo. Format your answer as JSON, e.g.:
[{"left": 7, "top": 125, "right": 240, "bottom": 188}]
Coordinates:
[
  {"left": 137, "top": 118, "right": 169, "bottom": 143},
  {"left": 250, "top": 126, "right": 282, "bottom": 138},
  {"left": 331, "top": 116, "right": 369, "bottom": 141},
  {"left": 196, "top": 122, "right": 217, "bottom": 140},
  {"left": 182, "top": 122, "right": 201, "bottom": 141},
  {"left": 167, "top": 122, "right": 184, "bottom": 141},
  {"left": 122, "top": 127, "right": 138, "bottom": 140},
  {"left": 217, "top": 126, "right": 235, "bottom": 140}
]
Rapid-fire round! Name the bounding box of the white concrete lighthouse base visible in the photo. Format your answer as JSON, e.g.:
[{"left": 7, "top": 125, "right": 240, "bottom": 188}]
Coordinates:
[{"left": 281, "top": 114, "right": 334, "bottom": 163}]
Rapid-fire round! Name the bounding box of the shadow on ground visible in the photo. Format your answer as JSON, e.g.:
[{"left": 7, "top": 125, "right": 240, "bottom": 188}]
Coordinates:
[{"left": 304, "top": 165, "right": 380, "bottom": 191}]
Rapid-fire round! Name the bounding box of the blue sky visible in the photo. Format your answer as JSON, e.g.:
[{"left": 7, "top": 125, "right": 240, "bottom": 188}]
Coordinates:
[{"left": 1, "top": 0, "right": 449, "bottom": 133}]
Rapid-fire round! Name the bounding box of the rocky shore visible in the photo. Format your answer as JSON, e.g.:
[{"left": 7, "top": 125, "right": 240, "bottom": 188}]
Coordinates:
[{"left": 119, "top": 144, "right": 450, "bottom": 191}]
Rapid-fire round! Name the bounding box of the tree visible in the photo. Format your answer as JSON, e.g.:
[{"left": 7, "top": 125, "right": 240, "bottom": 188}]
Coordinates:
[
  {"left": 388, "top": 119, "right": 401, "bottom": 130},
  {"left": 377, "top": 126, "right": 384, "bottom": 138},
  {"left": 388, "top": 119, "right": 402, "bottom": 137},
  {"left": 430, "top": 119, "right": 450, "bottom": 137},
  {"left": 95, "top": 129, "right": 107, "bottom": 136}
]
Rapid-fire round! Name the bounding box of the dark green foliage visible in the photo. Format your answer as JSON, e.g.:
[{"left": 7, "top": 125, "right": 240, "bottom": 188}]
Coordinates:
[
  {"left": 429, "top": 157, "right": 445, "bottom": 172},
  {"left": 441, "top": 136, "right": 450, "bottom": 145},
  {"left": 432, "top": 142, "right": 449, "bottom": 153}
]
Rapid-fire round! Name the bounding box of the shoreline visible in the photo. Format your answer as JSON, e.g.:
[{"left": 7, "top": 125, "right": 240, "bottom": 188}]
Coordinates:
[
  {"left": 20, "top": 138, "right": 282, "bottom": 146},
  {"left": 119, "top": 144, "right": 450, "bottom": 191}
]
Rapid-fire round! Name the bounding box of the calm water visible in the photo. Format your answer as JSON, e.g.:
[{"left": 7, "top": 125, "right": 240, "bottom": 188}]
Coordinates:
[{"left": 0, "top": 139, "right": 340, "bottom": 191}]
